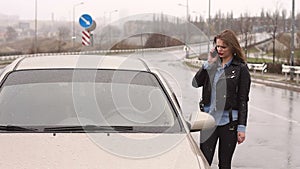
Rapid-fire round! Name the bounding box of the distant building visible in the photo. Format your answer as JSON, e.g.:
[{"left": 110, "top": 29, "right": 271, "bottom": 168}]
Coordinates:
[
  {"left": 0, "top": 13, "right": 19, "bottom": 26},
  {"left": 19, "top": 22, "right": 30, "bottom": 31}
]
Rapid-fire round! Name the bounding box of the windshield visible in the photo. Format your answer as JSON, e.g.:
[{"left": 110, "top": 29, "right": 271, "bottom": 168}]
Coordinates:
[{"left": 0, "top": 69, "right": 182, "bottom": 133}]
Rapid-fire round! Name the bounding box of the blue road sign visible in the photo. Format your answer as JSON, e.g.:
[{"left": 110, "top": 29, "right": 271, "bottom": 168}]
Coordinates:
[{"left": 79, "top": 14, "right": 93, "bottom": 29}]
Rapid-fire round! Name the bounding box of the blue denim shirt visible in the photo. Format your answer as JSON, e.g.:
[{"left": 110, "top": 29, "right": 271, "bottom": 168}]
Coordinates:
[{"left": 203, "top": 59, "right": 246, "bottom": 132}]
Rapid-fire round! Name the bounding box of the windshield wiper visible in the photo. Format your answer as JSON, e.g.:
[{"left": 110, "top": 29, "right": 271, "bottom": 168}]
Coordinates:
[
  {"left": 43, "top": 125, "right": 133, "bottom": 132},
  {"left": 0, "top": 125, "right": 38, "bottom": 132}
]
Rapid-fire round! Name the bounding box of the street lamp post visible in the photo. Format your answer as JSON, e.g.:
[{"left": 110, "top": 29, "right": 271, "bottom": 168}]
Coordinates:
[
  {"left": 109, "top": 10, "right": 118, "bottom": 23},
  {"left": 208, "top": 0, "right": 211, "bottom": 54},
  {"left": 290, "top": 0, "right": 295, "bottom": 80},
  {"left": 34, "top": 0, "right": 37, "bottom": 54},
  {"left": 178, "top": 0, "right": 189, "bottom": 58},
  {"left": 108, "top": 10, "right": 118, "bottom": 47},
  {"left": 72, "top": 2, "right": 84, "bottom": 48}
]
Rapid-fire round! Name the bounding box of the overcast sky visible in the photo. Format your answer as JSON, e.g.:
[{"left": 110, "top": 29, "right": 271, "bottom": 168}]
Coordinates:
[{"left": 0, "top": 0, "right": 299, "bottom": 21}]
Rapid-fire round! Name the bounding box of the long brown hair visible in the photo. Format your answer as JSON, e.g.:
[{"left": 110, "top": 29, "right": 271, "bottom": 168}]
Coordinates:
[{"left": 214, "top": 29, "right": 246, "bottom": 63}]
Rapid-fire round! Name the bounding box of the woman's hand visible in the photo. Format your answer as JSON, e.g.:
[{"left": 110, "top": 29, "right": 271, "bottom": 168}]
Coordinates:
[
  {"left": 237, "top": 131, "right": 246, "bottom": 144},
  {"left": 208, "top": 48, "right": 218, "bottom": 64}
]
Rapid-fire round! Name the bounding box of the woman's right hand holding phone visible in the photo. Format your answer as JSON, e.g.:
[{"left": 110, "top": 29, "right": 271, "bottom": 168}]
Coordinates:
[{"left": 208, "top": 47, "right": 218, "bottom": 64}]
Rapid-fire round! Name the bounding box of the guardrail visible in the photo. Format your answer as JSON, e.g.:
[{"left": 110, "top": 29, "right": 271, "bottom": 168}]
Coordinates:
[
  {"left": 247, "top": 63, "right": 267, "bottom": 74},
  {"left": 183, "top": 58, "right": 206, "bottom": 67},
  {"left": 184, "top": 59, "right": 269, "bottom": 76},
  {"left": 282, "top": 64, "right": 300, "bottom": 84},
  {"left": 0, "top": 47, "right": 174, "bottom": 62}
]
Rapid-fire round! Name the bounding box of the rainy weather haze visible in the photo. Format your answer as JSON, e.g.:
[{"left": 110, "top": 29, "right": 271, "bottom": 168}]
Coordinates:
[{"left": 0, "top": 0, "right": 300, "bottom": 169}]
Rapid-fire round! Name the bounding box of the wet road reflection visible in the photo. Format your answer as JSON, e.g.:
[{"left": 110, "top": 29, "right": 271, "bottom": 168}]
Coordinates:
[{"left": 237, "top": 84, "right": 300, "bottom": 169}]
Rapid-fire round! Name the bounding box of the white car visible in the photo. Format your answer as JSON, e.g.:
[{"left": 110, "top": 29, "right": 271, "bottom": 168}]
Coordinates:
[{"left": 0, "top": 55, "right": 215, "bottom": 169}]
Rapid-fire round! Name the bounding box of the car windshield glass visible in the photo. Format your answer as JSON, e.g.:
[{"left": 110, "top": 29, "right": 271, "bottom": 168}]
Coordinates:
[{"left": 0, "top": 69, "right": 182, "bottom": 133}]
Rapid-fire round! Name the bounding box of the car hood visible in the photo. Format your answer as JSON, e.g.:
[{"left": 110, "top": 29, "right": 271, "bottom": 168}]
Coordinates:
[{"left": 0, "top": 133, "right": 210, "bottom": 169}]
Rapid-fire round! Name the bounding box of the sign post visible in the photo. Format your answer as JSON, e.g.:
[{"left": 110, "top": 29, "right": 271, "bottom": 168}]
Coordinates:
[
  {"left": 79, "top": 14, "right": 96, "bottom": 47},
  {"left": 82, "top": 30, "right": 91, "bottom": 46}
]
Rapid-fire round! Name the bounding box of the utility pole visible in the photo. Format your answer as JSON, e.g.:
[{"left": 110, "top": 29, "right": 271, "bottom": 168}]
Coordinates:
[
  {"left": 186, "top": 0, "right": 189, "bottom": 58},
  {"left": 178, "top": 0, "right": 190, "bottom": 58},
  {"left": 72, "top": 2, "right": 84, "bottom": 48},
  {"left": 34, "top": 0, "right": 37, "bottom": 54},
  {"left": 290, "top": 0, "right": 295, "bottom": 80},
  {"left": 109, "top": 10, "right": 118, "bottom": 47},
  {"left": 207, "top": 0, "right": 211, "bottom": 54}
]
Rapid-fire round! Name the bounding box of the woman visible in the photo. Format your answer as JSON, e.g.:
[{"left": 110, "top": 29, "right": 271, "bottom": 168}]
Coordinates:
[{"left": 192, "top": 29, "right": 251, "bottom": 169}]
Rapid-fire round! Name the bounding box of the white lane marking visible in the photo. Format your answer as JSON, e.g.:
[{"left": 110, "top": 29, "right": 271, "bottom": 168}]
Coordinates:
[{"left": 251, "top": 105, "right": 300, "bottom": 126}]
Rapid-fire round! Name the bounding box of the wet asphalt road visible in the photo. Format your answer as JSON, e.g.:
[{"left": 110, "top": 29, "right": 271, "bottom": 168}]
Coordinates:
[{"left": 131, "top": 50, "right": 300, "bottom": 169}]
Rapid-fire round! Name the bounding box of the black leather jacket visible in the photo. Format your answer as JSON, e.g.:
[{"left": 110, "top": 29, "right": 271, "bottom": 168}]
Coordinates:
[{"left": 192, "top": 57, "right": 251, "bottom": 126}]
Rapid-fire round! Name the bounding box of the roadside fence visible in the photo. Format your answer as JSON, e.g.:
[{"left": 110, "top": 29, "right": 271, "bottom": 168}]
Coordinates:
[
  {"left": 282, "top": 64, "right": 300, "bottom": 84},
  {"left": 247, "top": 63, "right": 267, "bottom": 75}
]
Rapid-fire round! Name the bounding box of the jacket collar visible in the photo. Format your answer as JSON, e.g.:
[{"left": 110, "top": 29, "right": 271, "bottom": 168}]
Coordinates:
[{"left": 231, "top": 56, "right": 243, "bottom": 66}]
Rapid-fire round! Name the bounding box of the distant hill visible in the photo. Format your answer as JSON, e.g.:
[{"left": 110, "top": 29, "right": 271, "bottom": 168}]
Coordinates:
[{"left": 0, "top": 37, "right": 82, "bottom": 55}]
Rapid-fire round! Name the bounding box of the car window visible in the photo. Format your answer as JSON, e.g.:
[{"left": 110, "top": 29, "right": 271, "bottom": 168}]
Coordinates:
[{"left": 0, "top": 69, "right": 182, "bottom": 133}]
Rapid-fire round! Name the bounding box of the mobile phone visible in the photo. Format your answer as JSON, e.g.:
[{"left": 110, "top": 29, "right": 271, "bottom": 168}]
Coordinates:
[{"left": 211, "top": 47, "right": 218, "bottom": 58}]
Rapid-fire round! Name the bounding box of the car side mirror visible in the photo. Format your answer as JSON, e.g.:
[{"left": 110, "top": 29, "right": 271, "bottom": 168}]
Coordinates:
[{"left": 189, "top": 111, "right": 215, "bottom": 132}]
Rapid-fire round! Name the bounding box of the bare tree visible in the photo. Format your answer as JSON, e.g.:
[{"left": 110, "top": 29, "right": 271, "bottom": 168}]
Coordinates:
[
  {"left": 267, "top": 10, "right": 279, "bottom": 64},
  {"left": 239, "top": 13, "right": 253, "bottom": 57},
  {"left": 281, "top": 10, "right": 287, "bottom": 32},
  {"left": 5, "top": 26, "right": 18, "bottom": 42},
  {"left": 225, "top": 11, "right": 234, "bottom": 30},
  {"left": 57, "top": 26, "right": 70, "bottom": 52},
  {"left": 58, "top": 26, "right": 70, "bottom": 41}
]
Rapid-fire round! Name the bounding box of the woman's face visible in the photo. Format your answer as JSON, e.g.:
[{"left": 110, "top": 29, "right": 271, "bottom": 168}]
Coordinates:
[{"left": 216, "top": 39, "right": 232, "bottom": 60}]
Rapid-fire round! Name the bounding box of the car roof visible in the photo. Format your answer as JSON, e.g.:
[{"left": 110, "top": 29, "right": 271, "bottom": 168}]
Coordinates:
[{"left": 13, "top": 55, "right": 150, "bottom": 71}]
